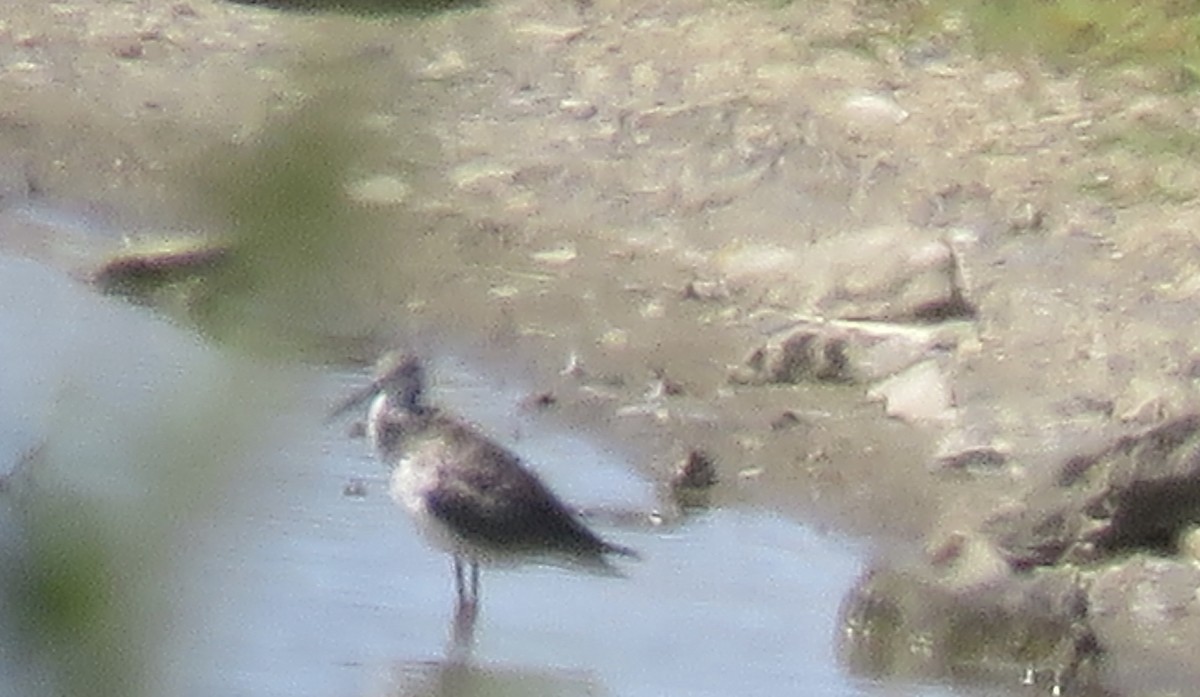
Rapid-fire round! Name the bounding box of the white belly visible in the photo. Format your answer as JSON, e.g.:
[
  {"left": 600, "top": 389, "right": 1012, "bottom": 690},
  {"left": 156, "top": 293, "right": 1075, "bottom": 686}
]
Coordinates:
[{"left": 387, "top": 444, "right": 477, "bottom": 560}]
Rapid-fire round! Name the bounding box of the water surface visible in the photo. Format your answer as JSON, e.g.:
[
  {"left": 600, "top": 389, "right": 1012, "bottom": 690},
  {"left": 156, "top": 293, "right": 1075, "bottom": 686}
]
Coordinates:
[
  {"left": 0, "top": 239, "right": 983, "bottom": 697},
  {"left": 177, "top": 355, "right": 869, "bottom": 697}
]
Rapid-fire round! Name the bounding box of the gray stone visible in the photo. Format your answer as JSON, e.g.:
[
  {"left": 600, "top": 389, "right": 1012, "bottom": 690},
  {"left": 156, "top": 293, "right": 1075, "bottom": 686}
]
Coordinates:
[
  {"left": 1087, "top": 556, "right": 1200, "bottom": 694},
  {"left": 838, "top": 563, "right": 1096, "bottom": 691},
  {"left": 984, "top": 414, "right": 1200, "bottom": 570},
  {"left": 808, "top": 225, "right": 972, "bottom": 322},
  {"left": 934, "top": 442, "right": 1010, "bottom": 473},
  {"left": 716, "top": 226, "right": 975, "bottom": 322},
  {"left": 867, "top": 357, "right": 955, "bottom": 425},
  {"left": 732, "top": 317, "right": 966, "bottom": 386}
]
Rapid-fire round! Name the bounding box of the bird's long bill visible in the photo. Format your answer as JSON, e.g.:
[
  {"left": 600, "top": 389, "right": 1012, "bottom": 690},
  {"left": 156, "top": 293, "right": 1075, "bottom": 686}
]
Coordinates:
[{"left": 326, "top": 379, "right": 382, "bottom": 423}]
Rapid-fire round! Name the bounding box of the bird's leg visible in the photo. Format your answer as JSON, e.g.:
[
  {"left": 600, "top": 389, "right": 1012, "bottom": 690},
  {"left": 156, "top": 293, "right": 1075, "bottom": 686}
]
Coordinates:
[
  {"left": 453, "top": 556, "right": 479, "bottom": 616},
  {"left": 454, "top": 556, "right": 467, "bottom": 606},
  {"left": 452, "top": 600, "right": 478, "bottom": 648},
  {"left": 451, "top": 555, "right": 479, "bottom": 648}
]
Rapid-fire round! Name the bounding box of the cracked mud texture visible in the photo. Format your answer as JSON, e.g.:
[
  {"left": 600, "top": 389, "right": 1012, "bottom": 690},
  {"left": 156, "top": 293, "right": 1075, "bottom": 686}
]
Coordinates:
[{"left": 6, "top": 0, "right": 1200, "bottom": 693}]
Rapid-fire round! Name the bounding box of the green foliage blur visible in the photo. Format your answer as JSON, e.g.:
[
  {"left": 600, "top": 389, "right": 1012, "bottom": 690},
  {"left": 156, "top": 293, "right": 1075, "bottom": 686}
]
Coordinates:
[
  {"left": 225, "top": 0, "right": 483, "bottom": 17},
  {"left": 866, "top": 0, "right": 1200, "bottom": 87},
  {"left": 2, "top": 22, "right": 406, "bottom": 697}
]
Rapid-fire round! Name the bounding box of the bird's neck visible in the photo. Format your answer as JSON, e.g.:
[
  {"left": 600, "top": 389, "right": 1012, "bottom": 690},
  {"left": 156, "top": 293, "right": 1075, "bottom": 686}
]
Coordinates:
[
  {"left": 399, "top": 384, "right": 424, "bottom": 412},
  {"left": 367, "top": 394, "right": 435, "bottom": 462}
]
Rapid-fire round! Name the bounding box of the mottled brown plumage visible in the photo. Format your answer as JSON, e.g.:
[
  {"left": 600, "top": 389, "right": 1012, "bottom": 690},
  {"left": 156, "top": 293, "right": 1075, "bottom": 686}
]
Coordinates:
[{"left": 332, "top": 352, "right": 637, "bottom": 621}]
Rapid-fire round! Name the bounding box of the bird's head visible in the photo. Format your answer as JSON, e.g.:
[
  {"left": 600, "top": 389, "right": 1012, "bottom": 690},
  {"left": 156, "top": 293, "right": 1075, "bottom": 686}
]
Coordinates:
[
  {"left": 329, "top": 351, "right": 430, "bottom": 461},
  {"left": 329, "top": 351, "right": 427, "bottom": 421},
  {"left": 371, "top": 351, "right": 426, "bottom": 411}
]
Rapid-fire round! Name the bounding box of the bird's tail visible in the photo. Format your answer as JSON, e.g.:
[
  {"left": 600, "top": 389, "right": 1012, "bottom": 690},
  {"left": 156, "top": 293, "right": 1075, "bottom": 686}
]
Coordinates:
[
  {"left": 556, "top": 538, "right": 640, "bottom": 578},
  {"left": 603, "top": 540, "right": 641, "bottom": 561}
]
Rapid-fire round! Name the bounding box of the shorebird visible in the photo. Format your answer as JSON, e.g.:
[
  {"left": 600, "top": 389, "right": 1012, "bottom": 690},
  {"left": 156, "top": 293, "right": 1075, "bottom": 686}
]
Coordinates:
[{"left": 331, "top": 352, "right": 638, "bottom": 627}]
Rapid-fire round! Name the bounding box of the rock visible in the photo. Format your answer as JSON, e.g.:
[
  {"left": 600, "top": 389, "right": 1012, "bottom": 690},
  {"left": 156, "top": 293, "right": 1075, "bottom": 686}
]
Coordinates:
[
  {"left": 934, "top": 429, "right": 1011, "bottom": 473},
  {"left": 715, "top": 243, "right": 799, "bottom": 287},
  {"left": 769, "top": 410, "right": 809, "bottom": 431},
  {"left": 512, "top": 22, "right": 585, "bottom": 46},
  {"left": 982, "top": 498, "right": 1084, "bottom": 571},
  {"left": 982, "top": 70, "right": 1025, "bottom": 93},
  {"left": 345, "top": 174, "right": 410, "bottom": 206},
  {"left": 1087, "top": 556, "right": 1200, "bottom": 694},
  {"left": 558, "top": 98, "right": 598, "bottom": 120},
  {"left": 530, "top": 245, "right": 578, "bottom": 265},
  {"left": 732, "top": 325, "right": 849, "bottom": 384},
  {"left": 732, "top": 317, "right": 965, "bottom": 386},
  {"left": 984, "top": 415, "right": 1200, "bottom": 571},
  {"left": 811, "top": 226, "right": 972, "bottom": 322},
  {"left": 91, "top": 239, "right": 232, "bottom": 301},
  {"left": 450, "top": 162, "right": 515, "bottom": 197},
  {"left": 681, "top": 278, "right": 729, "bottom": 302},
  {"left": 1053, "top": 394, "right": 1115, "bottom": 419},
  {"left": 1118, "top": 393, "right": 1167, "bottom": 424},
  {"left": 670, "top": 449, "right": 718, "bottom": 491},
  {"left": 838, "top": 564, "right": 1096, "bottom": 692},
  {"left": 943, "top": 227, "right": 984, "bottom": 311},
  {"left": 1113, "top": 378, "right": 1188, "bottom": 425},
  {"left": 1179, "top": 525, "right": 1200, "bottom": 563},
  {"left": 419, "top": 49, "right": 467, "bottom": 80},
  {"left": 840, "top": 92, "right": 910, "bottom": 139},
  {"left": 934, "top": 444, "right": 1009, "bottom": 473},
  {"left": 1006, "top": 200, "right": 1047, "bottom": 233},
  {"left": 519, "top": 391, "right": 557, "bottom": 410},
  {"left": 867, "top": 357, "right": 955, "bottom": 425},
  {"left": 342, "top": 478, "right": 368, "bottom": 498},
  {"left": 716, "top": 226, "right": 974, "bottom": 322},
  {"left": 648, "top": 368, "right": 686, "bottom": 398},
  {"left": 924, "top": 530, "right": 1010, "bottom": 593}
]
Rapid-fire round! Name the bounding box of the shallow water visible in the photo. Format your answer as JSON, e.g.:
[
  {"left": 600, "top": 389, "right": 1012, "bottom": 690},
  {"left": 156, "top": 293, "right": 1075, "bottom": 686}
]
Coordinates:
[
  {"left": 176, "top": 356, "right": 868, "bottom": 697},
  {"left": 0, "top": 239, "right": 988, "bottom": 697}
]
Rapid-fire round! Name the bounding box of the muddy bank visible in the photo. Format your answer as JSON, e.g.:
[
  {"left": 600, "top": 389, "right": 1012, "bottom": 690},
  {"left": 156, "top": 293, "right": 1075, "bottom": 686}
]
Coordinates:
[{"left": 5, "top": 0, "right": 1200, "bottom": 693}]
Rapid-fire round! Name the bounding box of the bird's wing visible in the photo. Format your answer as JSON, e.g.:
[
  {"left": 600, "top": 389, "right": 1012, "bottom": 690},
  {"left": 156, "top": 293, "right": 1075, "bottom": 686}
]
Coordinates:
[{"left": 423, "top": 430, "right": 610, "bottom": 557}]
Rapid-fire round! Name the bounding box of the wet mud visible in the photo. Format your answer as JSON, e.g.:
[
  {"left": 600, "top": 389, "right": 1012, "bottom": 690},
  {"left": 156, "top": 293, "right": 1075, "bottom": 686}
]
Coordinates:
[{"left": 5, "top": 0, "right": 1200, "bottom": 693}]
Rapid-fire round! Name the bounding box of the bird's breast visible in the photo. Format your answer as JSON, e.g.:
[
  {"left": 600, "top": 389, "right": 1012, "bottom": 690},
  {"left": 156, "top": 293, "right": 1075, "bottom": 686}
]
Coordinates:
[
  {"left": 388, "top": 440, "right": 480, "bottom": 558},
  {"left": 387, "top": 438, "right": 456, "bottom": 513}
]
